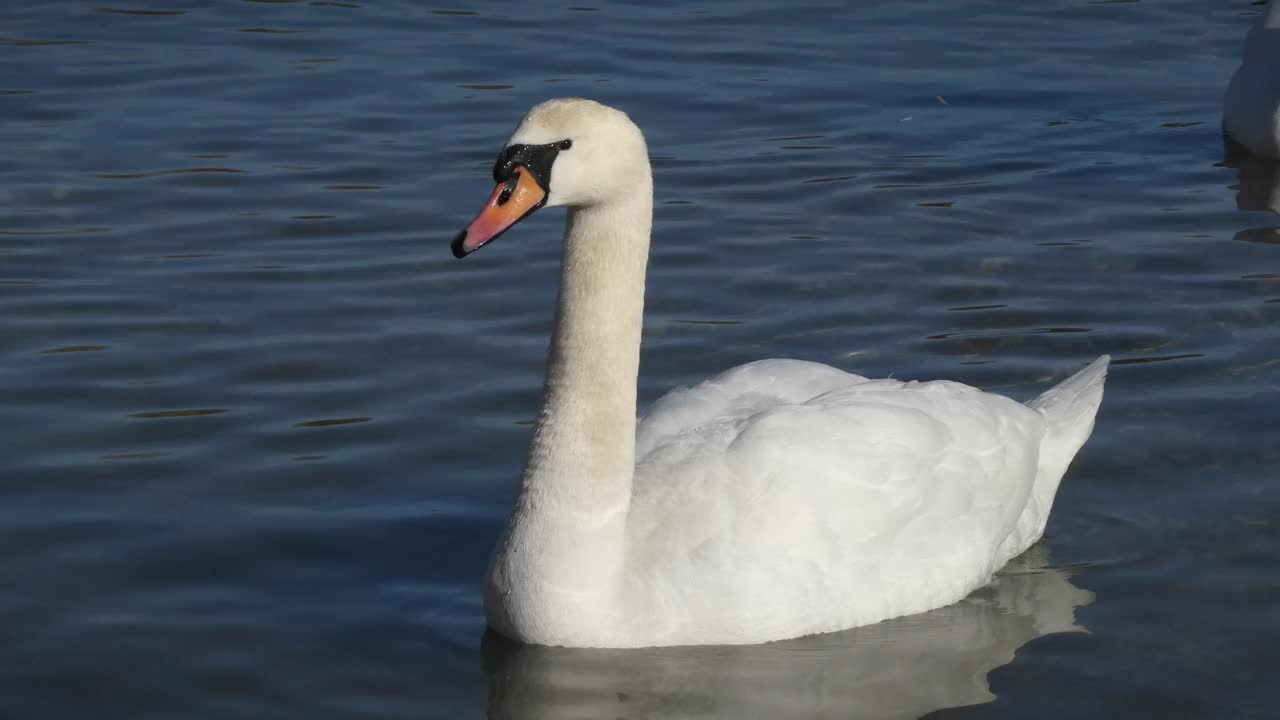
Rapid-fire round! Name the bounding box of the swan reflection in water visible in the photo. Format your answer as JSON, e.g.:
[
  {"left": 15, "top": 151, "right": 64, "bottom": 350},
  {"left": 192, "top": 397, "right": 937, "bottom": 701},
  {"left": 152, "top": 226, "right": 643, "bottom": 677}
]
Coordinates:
[
  {"left": 482, "top": 544, "right": 1091, "bottom": 720},
  {"left": 1225, "top": 140, "right": 1280, "bottom": 245}
]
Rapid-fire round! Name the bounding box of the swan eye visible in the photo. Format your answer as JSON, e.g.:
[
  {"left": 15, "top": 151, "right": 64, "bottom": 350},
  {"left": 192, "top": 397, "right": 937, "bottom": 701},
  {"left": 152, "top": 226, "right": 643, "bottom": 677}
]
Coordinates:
[{"left": 557, "top": 139, "right": 572, "bottom": 151}]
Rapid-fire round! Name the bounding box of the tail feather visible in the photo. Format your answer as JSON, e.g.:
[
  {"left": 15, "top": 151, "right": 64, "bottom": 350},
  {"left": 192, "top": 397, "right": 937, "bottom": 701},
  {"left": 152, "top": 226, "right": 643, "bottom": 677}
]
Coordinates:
[
  {"left": 1028, "top": 353, "right": 1109, "bottom": 514},
  {"left": 1030, "top": 354, "right": 1110, "bottom": 462},
  {"left": 998, "top": 355, "right": 1109, "bottom": 565}
]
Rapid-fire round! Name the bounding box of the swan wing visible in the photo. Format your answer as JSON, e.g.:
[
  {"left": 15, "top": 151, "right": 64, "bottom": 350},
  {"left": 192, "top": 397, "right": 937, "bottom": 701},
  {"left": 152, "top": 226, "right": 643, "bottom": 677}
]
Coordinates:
[{"left": 628, "top": 364, "right": 1048, "bottom": 643}]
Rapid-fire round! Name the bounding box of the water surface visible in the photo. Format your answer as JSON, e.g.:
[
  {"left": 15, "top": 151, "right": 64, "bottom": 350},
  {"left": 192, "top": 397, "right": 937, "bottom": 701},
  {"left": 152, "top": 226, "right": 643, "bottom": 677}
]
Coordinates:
[{"left": 1, "top": 1, "right": 1277, "bottom": 717}]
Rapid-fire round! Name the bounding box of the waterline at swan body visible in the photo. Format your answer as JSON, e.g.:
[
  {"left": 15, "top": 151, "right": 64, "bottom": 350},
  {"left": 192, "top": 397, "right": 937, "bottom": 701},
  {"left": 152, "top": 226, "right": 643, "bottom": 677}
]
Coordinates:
[
  {"left": 452, "top": 98, "right": 1108, "bottom": 648},
  {"left": 1224, "top": 1, "right": 1280, "bottom": 158}
]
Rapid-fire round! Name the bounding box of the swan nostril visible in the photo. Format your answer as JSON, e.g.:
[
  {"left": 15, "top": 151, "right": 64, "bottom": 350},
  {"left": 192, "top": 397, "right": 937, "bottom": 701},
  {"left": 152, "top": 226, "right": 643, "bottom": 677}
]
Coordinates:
[{"left": 496, "top": 172, "right": 520, "bottom": 206}]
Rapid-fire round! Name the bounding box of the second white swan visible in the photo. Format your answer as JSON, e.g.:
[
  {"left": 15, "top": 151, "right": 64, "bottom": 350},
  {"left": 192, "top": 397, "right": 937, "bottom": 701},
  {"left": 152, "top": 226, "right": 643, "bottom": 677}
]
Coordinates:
[
  {"left": 1225, "top": 1, "right": 1280, "bottom": 158},
  {"left": 452, "top": 98, "right": 1108, "bottom": 648}
]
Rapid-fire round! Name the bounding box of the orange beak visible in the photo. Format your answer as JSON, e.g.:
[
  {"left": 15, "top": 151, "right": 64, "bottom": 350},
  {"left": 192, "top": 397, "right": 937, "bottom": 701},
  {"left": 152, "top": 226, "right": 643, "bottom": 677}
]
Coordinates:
[{"left": 452, "top": 165, "right": 548, "bottom": 258}]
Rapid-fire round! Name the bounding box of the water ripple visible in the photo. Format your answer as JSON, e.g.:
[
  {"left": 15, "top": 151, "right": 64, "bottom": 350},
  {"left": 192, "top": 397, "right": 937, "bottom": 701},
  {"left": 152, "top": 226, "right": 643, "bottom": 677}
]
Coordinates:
[{"left": 0, "top": 0, "right": 1276, "bottom": 717}]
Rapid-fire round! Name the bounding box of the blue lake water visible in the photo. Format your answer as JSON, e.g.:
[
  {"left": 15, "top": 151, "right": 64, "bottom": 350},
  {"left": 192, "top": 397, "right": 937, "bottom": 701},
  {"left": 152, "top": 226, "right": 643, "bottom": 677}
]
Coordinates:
[{"left": 2, "top": 0, "right": 1278, "bottom": 717}]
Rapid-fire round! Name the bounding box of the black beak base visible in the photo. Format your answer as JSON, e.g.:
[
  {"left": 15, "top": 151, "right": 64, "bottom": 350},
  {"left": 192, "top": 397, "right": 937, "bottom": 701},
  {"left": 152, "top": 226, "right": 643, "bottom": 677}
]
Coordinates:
[{"left": 493, "top": 141, "right": 564, "bottom": 188}]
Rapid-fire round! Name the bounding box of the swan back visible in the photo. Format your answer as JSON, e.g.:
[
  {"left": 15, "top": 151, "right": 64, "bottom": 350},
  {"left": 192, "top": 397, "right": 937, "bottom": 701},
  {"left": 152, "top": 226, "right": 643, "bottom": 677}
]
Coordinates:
[{"left": 615, "top": 357, "right": 1108, "bottom": 646}]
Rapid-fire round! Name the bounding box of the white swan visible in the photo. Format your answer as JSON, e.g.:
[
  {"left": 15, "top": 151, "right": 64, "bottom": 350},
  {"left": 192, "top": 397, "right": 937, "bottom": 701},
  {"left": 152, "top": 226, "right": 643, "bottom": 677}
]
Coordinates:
[
  {"left": 1225, "top": 1, "right": 1280, "bottom": 158},
  {"left": 452, "top": 98, "right": 1108, "bottom": 648}
]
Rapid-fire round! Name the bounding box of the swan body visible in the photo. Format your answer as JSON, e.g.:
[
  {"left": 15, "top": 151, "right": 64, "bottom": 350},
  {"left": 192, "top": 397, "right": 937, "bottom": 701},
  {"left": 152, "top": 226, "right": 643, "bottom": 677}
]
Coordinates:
[
  {"left": 1225, "top": 2, "right": 1280, "bottom": 158},
  {"left": 453, "top": 98, "right": 1108, "bottom": 648}
]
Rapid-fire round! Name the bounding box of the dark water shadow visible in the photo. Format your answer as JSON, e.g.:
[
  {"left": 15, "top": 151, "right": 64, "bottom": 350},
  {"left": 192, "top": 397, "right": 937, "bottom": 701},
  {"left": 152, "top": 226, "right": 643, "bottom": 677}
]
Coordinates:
[
  {"left": 1222, "top": 138, "right": 1280, "bottom": 245},
  {"left": 481, "top": 545, "right": 1091, "bottom": 720},
  {"left": 1224, "top": 138, "right": 1280, "bottom": 215}
]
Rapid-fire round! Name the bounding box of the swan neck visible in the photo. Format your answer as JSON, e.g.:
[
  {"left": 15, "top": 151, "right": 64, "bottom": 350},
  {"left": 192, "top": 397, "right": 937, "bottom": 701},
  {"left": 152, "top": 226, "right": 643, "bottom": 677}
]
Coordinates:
[
  {"left": 523, "top": 190, "right": 652, "bottom": 510},
  {"left": 485, "top": 163, "right": 654, "bottom": 642}
]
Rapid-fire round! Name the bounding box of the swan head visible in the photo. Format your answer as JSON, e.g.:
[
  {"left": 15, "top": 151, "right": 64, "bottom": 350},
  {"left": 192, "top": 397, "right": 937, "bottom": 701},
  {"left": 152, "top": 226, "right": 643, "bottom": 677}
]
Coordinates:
[{"left": 452, "top": 98, "right": 648, "bottom": 258}]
